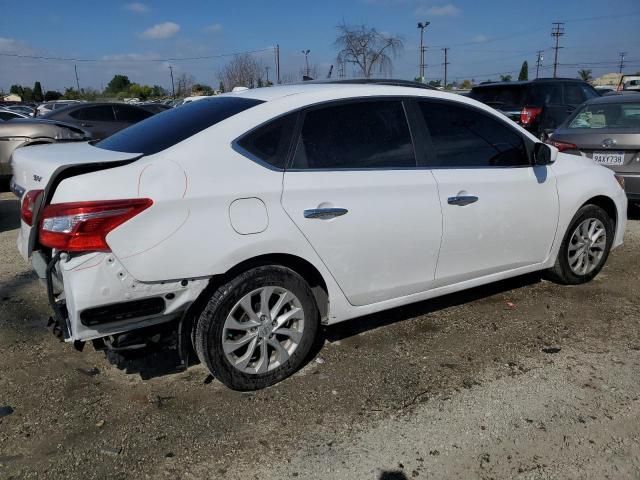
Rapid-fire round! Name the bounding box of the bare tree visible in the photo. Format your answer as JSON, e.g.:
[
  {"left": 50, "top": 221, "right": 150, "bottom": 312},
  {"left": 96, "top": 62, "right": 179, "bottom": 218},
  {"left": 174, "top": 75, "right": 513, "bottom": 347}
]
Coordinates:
[
  {"left": 334, "top": 24, "right": 403, "bottom": 78},
  {"left": 175, "top": 73, "right": 195, "bottom": 97},
  {"left": 218, "top": 54, "right": 264, "bottom": 90}
]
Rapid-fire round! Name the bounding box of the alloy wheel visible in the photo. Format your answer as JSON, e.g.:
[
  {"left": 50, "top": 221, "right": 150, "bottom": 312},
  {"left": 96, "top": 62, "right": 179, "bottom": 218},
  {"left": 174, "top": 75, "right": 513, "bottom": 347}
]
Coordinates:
[{"left": 567, "top": 218, "right": 607, "bottom": 276}]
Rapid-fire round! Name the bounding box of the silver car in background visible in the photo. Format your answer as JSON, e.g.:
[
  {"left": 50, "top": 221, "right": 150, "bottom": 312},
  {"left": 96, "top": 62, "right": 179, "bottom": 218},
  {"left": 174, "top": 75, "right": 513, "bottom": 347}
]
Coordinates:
[{"left": 548, "top": 94, "right": 640, "bottom": 202}]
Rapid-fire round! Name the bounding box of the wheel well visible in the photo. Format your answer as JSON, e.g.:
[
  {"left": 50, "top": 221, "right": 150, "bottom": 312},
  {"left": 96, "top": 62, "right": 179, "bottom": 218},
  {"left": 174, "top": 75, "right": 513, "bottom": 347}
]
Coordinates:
[
  {"left": 583, "top": 195, "right": 617, "bottom": 228},
  {"left": 188, "top": 254, "right": 330, "bottom": 331}
]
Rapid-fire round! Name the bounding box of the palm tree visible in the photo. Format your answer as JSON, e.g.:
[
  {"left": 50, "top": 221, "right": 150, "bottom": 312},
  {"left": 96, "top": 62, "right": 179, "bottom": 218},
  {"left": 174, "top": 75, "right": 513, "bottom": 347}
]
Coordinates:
[{"left": 578, "top": 69, "right": 593, "bottom": 82}]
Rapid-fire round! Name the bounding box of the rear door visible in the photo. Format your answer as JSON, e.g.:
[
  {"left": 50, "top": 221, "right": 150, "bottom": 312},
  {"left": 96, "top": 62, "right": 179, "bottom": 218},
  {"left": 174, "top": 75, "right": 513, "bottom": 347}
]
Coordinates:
[
  {"left": 416, "top": 99, "right": 559, "bottom": 285},
  {"left": 281, "top": 98, "right": 443, "bottom": 306},
  {"left": 537, "top": 83, "right": 598, "bottom": 134}
]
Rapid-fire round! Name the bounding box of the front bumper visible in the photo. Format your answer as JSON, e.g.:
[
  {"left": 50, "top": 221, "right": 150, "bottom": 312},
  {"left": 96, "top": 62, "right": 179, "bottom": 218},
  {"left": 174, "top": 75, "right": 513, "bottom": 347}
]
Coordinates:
[{"left": 42, "top": 250, "right": 208, "bottom": 342}]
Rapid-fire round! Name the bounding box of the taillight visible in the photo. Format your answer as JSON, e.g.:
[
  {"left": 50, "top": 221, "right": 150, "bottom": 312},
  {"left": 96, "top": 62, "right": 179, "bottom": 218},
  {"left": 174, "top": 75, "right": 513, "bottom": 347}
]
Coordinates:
[
  {"left": 39, "top": 198, "right": 152, "bottom": 252},
  {"left": 21, "top": 189, "right": 44, "bottom": 226},
  {"left": 546, "top": 139, "right": 578, "bottom": 152},
  {"left": 520, "top": 106, "right": 543, "bottom": 127}
]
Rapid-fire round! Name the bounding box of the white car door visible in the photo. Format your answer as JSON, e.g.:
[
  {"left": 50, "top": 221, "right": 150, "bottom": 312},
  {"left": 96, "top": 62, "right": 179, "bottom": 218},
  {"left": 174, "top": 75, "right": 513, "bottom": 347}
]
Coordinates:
[
  {"left": 281, "top": 99, "right": 443, "bottom": 306},
  {"left": 416, "top": 99, "right": 559, "bottom": 285}
]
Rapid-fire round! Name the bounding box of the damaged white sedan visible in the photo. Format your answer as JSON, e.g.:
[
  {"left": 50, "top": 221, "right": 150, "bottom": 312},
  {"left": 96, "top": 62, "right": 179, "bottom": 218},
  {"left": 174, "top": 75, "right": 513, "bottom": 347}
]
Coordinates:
[{"left": 12, "top": 81, "right": 627, "bottom": 390}]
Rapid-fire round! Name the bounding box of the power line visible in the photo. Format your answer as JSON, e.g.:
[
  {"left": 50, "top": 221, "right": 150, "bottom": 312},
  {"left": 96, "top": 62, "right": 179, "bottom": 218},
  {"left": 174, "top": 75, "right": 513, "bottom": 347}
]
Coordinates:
[
  {"left": 551, "top": 22, "right": 565, "bottom": 78},
  {"left": 0, "top": 47, "right": 275, "bottom": 63}
]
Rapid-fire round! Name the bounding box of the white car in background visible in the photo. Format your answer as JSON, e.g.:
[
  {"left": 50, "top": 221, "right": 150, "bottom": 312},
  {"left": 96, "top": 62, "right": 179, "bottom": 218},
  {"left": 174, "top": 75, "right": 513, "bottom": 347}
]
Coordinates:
[
  {"left": 12, "top": 81, "right": 627, "bottom": 390},
  {"left": 36, "top": 100, "right": 82, "bottom": 116}
]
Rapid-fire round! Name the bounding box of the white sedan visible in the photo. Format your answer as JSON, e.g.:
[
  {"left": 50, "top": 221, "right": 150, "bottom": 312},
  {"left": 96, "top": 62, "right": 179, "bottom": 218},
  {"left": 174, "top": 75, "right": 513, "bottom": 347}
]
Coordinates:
[{"left": 11, "top": 81, "right": 627, "bottom": 390}]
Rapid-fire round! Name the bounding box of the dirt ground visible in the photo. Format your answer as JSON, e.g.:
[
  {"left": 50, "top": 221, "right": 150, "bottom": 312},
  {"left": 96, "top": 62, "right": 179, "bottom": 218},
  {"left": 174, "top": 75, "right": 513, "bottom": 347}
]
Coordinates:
[{"left": 1, "top": 190, "right": 639, "bottom": 480}]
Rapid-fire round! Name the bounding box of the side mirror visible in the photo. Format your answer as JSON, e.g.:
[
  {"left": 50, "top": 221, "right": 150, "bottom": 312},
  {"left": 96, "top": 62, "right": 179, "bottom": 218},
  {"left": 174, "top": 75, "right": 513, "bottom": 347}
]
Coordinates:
[{"left": 533, "top": 142, "right": 556, "bottom": 166}]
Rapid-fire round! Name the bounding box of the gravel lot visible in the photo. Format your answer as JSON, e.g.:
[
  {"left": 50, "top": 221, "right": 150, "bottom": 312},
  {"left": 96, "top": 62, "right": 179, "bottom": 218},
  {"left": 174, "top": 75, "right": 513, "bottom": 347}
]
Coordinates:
[{"left": 1, "top": 190, "right": 639, "bottom": 480}]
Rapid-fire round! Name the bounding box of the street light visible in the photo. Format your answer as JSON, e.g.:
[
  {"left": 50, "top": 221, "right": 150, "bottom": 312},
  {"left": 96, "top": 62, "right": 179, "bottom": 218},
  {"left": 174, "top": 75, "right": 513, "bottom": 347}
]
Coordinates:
[
  {"left": 417, "top": 21, "right": 430, "bottom": 81},
  {"left": 301, "top": 49, "right": 311, "bottom": 78}
]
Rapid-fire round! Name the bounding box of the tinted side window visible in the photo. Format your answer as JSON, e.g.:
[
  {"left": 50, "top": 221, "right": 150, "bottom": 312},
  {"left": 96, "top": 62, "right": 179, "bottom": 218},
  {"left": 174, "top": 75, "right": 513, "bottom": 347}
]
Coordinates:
[
  {"left": 69, "top": 106, "right": 115, "bottom": 121},
  {"left": 237, "top": 114, "right": 296, "bottom": 169},
  {"left": 97, "top": 97, "right": 263, "bottom": 155},
  {"left": 0, "top": 111, "right": 18, "bottom": 120},
  {"left": 564, "top": 84, "right": 587, "bottom": 104},
  {"left": 531, "top": 84, "right": 563, "bottom": 105},
  {"left": 114, "top": 105, "right": 153, "bottom": 123},
  {"left": 469, "top": 86, "right": 527, "bottom": 106},
  {"left": 291, "top": 100, "right": 415, "bottom": 169},
  {"left": 420, "top": 101, "right": 529, "bottom": 168}
]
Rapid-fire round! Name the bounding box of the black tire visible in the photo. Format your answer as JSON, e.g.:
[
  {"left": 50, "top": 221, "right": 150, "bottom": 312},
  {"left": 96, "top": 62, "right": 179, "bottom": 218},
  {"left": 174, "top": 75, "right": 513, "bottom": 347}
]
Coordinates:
[
  {"left": 194, "top": 265, "right": 319, "bottom": 390},
  {"left": 547, "top": 204, "right": 614, "bottom": 285}
]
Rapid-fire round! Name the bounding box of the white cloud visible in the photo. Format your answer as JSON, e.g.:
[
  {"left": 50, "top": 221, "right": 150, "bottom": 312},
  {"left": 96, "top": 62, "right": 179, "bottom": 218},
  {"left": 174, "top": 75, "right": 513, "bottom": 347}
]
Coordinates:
[
  {"left": 471, "top": 34, "right": 488, "bottom": 43},
  {"left": 140, "top": 22, "right": 180, "bottom": 40},
  {"left": 0, "top": 37, "right": 33, "bottom": 55},
  {"left": 204, "top": 23, "right": 223, "bottom": 33},
  {"left": 415, "top": 4, "right": 460, "bottom": 17},
  {"left": 124, "top": 2, "right": 149, "bottom": 13}
]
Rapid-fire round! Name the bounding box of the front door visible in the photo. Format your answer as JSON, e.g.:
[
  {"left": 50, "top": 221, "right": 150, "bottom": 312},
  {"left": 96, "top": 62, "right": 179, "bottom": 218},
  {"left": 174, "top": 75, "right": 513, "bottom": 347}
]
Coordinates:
[
  {"left": 416, "top": 99, "right": 559, "bottom": 285},
  {"left": 281, "top": 99, "right": 443, "bottom": 306}
]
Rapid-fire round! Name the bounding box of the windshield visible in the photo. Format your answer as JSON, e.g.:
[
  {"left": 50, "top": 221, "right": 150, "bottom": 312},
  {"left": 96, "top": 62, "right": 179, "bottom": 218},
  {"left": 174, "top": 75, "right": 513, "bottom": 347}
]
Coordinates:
[
  {"left": 469, "top": 85, "right": 527, "bottom": 106},
  {"left": 96, "top": 96, "right": 263, "bottom": 155},
  {"left": 568, "top": 102, "right": 640, "bottom": 129}
]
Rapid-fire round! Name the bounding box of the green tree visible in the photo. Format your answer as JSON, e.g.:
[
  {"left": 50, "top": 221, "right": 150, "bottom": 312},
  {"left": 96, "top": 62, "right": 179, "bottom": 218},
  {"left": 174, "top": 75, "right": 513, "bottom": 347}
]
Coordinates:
[
  {"left": 21, "top": 87, "right": 33, "bottom": 101},
  {"left": 460, "top": 79, "right": 473, "bottom": 89},
  {"left": 428, "top": 80, "right": 442, "bottom": 88},
  {"left": 44, "top": 90, "right": 62, "bottom": 101},
  {"left": 219, "top": 81, "right": 225, "bottom": 93},
  {"left": 151, "top": 85, "right": 167, "bottom": 97},
  {"left": 63, "top": 87, "right": 81, "bottom": 100},
  {"left": 518, "top": 61, "right": 528, "bottom": 81},
  {"left": 191, "top": 83, "right": 214, "bottom": 95},
  {"left": 105, "top": 74, "right": 131, "bottom": 95},
  {"left": 9, "top": 84, "right": 23, "bottom": 96},
  {"left": 499, "top": 74, "right": 512, "bottom": 82},
  {"left": 578, "top": 69, "right": 593, "bottom": 82},
  {"left": 32, "top": 81, "right": 44, "bottom": 102}
]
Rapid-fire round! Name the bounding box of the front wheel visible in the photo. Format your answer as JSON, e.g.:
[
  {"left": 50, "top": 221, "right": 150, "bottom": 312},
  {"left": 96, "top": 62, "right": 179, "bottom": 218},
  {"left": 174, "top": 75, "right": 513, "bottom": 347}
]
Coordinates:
[
  {"left": 547, "top": 204, "right": 614, "bottom": 285},
  {"left": 194, "top": 265, "right": 319, "bottom": 390}
]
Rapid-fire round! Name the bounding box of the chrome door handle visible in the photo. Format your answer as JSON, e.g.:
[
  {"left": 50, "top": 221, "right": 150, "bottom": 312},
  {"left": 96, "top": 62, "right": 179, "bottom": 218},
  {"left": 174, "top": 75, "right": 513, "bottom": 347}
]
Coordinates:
[
  {"left": 303, "top": 208, "right": 348, "bottom": 219},
  {"left": 447, "top": 195, "right": 478, "bottom": 206}
]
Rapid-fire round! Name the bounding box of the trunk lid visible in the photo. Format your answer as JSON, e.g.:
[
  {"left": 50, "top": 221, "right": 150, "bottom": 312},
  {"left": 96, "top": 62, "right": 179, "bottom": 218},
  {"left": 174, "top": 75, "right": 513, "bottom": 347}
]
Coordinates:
[{"left": 13, "top": 141, "right": 141, "bottom": 260}]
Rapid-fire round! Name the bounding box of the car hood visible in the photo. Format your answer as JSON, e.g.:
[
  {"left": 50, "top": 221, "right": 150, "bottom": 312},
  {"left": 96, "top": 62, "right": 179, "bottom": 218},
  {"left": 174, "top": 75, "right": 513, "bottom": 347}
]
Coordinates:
[{"left": 0, "top": 118, "right": 90, "bottom": 139}]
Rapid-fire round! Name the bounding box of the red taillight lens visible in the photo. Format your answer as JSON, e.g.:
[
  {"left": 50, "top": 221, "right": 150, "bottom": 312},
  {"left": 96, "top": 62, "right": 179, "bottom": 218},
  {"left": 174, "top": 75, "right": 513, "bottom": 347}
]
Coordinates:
[
  {"left": 39, "top": 198, "right": 152, "bottom": 252},
  {"left": 546, "top": 139, "right": 578, "bottom": 152},
  {"left": 21, "top": 189, "right": 44, "bottom": 226},
  {"left": 520, "top": 106, "right": 543, "bottom": 127}
]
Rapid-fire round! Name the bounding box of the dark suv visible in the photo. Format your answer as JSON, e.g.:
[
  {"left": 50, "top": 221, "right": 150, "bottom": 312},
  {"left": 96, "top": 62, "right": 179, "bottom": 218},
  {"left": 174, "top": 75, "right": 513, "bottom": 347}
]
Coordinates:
[{"left": 469, "top": 78, "right": 599, "bottom": 139}]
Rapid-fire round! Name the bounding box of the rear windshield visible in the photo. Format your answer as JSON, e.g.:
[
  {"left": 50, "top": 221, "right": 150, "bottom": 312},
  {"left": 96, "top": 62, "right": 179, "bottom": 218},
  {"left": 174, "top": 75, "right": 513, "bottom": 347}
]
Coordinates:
[
  {"left": 96, "top": 97, "right": 263, "bottom": 155},
  {"left": 469, "top": 85, "right": 527, "bottom": 106},
  {"left": 568, "top": 102, "right": 640, "bottom": 129}
]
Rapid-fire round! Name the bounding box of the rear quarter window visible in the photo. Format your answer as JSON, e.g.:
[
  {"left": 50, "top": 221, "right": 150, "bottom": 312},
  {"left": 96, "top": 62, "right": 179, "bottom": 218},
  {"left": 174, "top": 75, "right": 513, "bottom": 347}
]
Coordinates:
[
  {"left": 469, "top": 85, "right": 527, "bottom": 106},
  {"left": 96, "top": 97, "right": 263, "bottom": 155}
]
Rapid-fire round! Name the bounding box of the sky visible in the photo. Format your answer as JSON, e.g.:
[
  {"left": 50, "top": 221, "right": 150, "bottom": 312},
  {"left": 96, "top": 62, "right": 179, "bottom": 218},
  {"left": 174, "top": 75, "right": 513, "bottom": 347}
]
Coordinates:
[{"left": 0, "top": 0, "right": 639, "bottom": 93}]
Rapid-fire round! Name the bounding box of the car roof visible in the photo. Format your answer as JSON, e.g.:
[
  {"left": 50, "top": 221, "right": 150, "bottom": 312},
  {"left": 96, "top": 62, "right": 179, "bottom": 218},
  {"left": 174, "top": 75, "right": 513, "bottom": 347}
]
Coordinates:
[
  {"left": 220, "top": 81, "right": 445, "bottom": 103},
  {"left": 473, "top": 78, "right": 590, "bottom": 89},
  {"left": 584, "top": 93, "right": 640, "bottom": 105}
]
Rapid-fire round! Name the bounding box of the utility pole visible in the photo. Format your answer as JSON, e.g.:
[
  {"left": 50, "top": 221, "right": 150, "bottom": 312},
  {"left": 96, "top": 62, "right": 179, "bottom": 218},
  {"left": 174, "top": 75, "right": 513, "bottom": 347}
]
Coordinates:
[
  {"left": 535, "top": 50, "right": 544, "bottom": 79},
  {"left": 338, "top": 61, "right": 345, "bottom": 78},
  {"left": 442, "top": 47, "right": 449, "bottom": 88},
  {"left": 301, "top": 49, "right": 311, "bottom": 78},
  {"left": 618, "top": 52, "right": 627, "bottom": 74},
  {"left": 168, "top": 65, "right": 175, "bottom": 98},
  {"left": 551, "top": 22, "right": 565, "bottom": 78},
  {"left": 74, "top": 64, "right": 80, "bottom": 93},
  {"left": 265, "top": 66, "right": 270, "bottom": 84},
  {"left": 417, "top": 21, "right": 430, "bottom": 81},
  {"left": 275, "top": 45, "right": 281, "bottom": 84}
]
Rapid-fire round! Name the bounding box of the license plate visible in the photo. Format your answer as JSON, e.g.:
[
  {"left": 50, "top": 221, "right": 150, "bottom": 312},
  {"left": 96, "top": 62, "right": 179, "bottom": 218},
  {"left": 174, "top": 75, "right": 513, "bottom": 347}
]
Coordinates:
[{"left": 593, "top": 151, "right": 625, "bottom": 165}]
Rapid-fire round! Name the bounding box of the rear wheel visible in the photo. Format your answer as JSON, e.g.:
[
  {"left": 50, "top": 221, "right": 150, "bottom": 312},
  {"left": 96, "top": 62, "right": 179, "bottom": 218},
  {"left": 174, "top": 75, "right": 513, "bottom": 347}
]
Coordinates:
[
  {"left": 195, "top": 265, "right": 319, "bottom": 390},
  {"left": 547, "top": 204, "right": 614, "bottom": 285}
]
